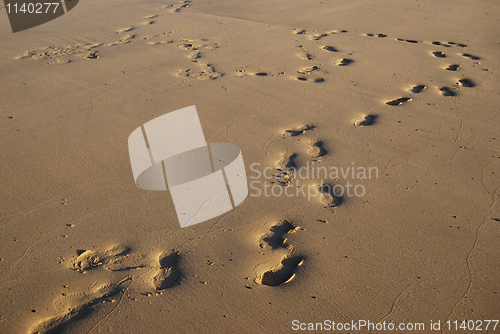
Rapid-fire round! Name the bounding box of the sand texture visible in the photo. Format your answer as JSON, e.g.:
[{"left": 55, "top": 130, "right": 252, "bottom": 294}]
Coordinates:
[{"left": 1, "top": 0, "right": 499, "bottom": 333}]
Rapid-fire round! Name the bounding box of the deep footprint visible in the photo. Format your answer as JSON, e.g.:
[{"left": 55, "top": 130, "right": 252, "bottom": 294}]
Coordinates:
[
  {"left": 259, "top": 220, "right": 298, "bottom": 249},
  {"left": 432, "top": 51, "right": 446, "bottom": 58},
  {"left": 257, "top": 255, "right": 304, "bottom": 286},
  {"left": 439, "top": 87, "right": 456, "bottom": 97},
  {"left": 309, "top": 140, "right": 327, "bottom": 159},
  {"left": 458, "top": 79, "right": 475, "bottom": 88},
  {"left": 283, "top": 124, "right": 315, "bottom": 137},
  {"left": 386, "top": 97, "right": 411, "bottom": 106},
  {"left": 411, "top": 85, "right": 426, "bottom": 93},
  {"left": 152, "top": 251, "right": 182, "bottom": 290},
  {"left": 462, "top": 53, "right": 480, "bottom": 60},
  {"left": 355, "top": 114, "right": 378, "bottom": 126},
  {"left": 337, "top": 58, "right": 353, "bottom": 66},
  {"left": 446, "top": 64, "right": 460, "bottom": 71}
]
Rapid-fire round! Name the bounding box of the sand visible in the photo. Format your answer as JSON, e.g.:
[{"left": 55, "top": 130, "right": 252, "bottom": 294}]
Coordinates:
[{"left": 0, "top": 0, "right": 499, "bottom": 333}]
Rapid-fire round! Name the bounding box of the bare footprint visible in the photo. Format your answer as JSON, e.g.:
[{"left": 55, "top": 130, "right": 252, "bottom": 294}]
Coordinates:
[
  {"left": 318, "top": 183, "right": 343, "bottom": 209},
  {"left": 70, "top": 245, "right": 145, "bottom": 272},
  {"left": 386, "top": 97, "right": 411, "bottom": 106},
  {"left": 432, "top": 51, "right": 446, "bottom": 58},
  {"left": 445, "top": 64, "right": 460, "bottom": 71},
  {"left": 282, "top": 125, "right": 315, "bottom": 138},
  {"left": 29, "top": 277, "right": 131, "bottom": 334},
  {"left": 439, "top": 87, "right": 456, "bottom": 97},
  {"left": 256, "top": 255, "right": 304, "bottom": 286},
  {"left": 336, "top": 58, "right": 353, "bottom": 66},
  {"left": 355, "top": 114, "right": 378, "bottom": 126},
  {"left": 258, "top": 220, "right": 299, "bottom": 249},
  {"left": 411, "top": 85, "right": 426, "bottom": 93},
  {"left": 255, "top": 221, "right": 304, "bottom": 286},
  {"left": 458, "top": 78, "right": 475, "bottom": 88},
  {"left": 152, "top": 251, "right": 182, "bottom": 290},
  {"left": 308, "top": 140, "right": 327, "bottom": 159}
]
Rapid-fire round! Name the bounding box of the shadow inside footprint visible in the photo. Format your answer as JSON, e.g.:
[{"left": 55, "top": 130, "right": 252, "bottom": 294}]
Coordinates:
[
  {"left": 432, "top": 51, "right": 446, "bottom": 58},
  {"left": 462, "top": 53, "right": 480, "bottom": 60},
  {"left": 439, "top": 87, "right": 456, "bottom": 96},
  {"left": 446, "top": 64, "right": 460, "bottom": 71},
  {"left": 283, "top": 125, "right": 315, "bottom": 137},
  {"left": 323, "top": 46, "right": 339, "bottom": 52},
  {"left": 356, "top": 114, "right": 378, "bottom": 126},
  {"left": 310, "top": 140, "right": 327, "bottom": 158},
  {"left": 319, "top": 183, "right": 343, "bottom": 208},
  {"left": 153, "top": 251, "right": 181, "bottom": 290},
  {"left": 458, "top": 79, "right": 475, "bottom": 88},
  {"left": 386, "top": 97, "right": 411, "bottom": 106},
  {"left": 337, "top": 58, "right": 353, "bottom": 66},
  {"left": 411, "top": 85, "right": 426, "bottom": 93},
  {"left": 258, "top": 255, "right": 304, "bottom": 286},
  {"left": 260, "top": 220, "right": 297, "bottom": 249}
]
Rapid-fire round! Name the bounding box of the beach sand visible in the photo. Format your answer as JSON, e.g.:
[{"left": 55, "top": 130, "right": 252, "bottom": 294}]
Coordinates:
[{"left": 0, "top": 0, "right": 499, "bottom": 333}]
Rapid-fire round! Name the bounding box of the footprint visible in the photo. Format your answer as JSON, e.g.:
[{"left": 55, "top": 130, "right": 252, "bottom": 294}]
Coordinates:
[
  {"left": 432, "top": 51, "right": 446, "bottom": 58},
  {"left": 336, "top": 58, "right": 353, "bottom": 66},
  {"left": 293, "top": 29, "right": 306, "bottom": 34},
  {"left": 297, "top": 65, "right": 319, "bottom": 74},
  {"left": 70, "top": 245, "right": 145, "bottom": 272},
  {"left": 411, "top": 85, "right": 426, "bottom": 93},
  {"left": 152, "top": 251, "right": 182, "bottom": 290},
  {"left": 234, "top": 69, "right": 268, "bottom": 77},
  {"left": 397, "top": 38, "right": 418, "bottom": 43},
  {"left": 365, "top": 33, "right": 387, "bottom": 37},
  {"left": 462, "top": 53, "right": 480, "bottom": 60},
  {"left": 318, "top": 183, "right": 343, "bottom": 209},
  {"left": 255, "top": 221, "right": 304, "bottom": 286},
  {"left": 308, "top": 140, "right": 327, "bottom": 159},
  {"left": 274, "top": 150, "right": 297, "bottom": 185},
  {"left": 458, "top": 79, "right": 475, "bottom": 88},
  {"left": 283, "top": 124, "right": 315, "bottom": 138},
  {"left": 439, "top": 87, "right": 456, "bottom": 97},
  {"left": 300, "top": 50, "right": 315, "bottom": 61},
  {"left": 29, "top": 277, "right": 132, "bottom": 334},
  {"left": 446, "top": 64, "right": 460, "bottom": 71},
  {"left": 322, "top": 46, "right": 339, "bottom": 52},
  {"left": 355, "top": 114, "right": 378, "bottom": 126},
  {"left": 258, "top": 220, "right": 299, "bottom": 249},
  {"left": 294, "top": 76, "right": 324, "bottom": 83},
  {"left": 386, "top": 97, "right": 411, "bottom": 106},
  {"left": 117, "top": 27, "right": 135, "bottom": 33},
  {"left": 256, "top": 255, "right": 304, "bottom": 286}
]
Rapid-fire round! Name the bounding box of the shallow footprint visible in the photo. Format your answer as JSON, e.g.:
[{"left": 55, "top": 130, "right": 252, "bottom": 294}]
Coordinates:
[{"left": 283, "top": 124, "right": 315, "bottom": 137}]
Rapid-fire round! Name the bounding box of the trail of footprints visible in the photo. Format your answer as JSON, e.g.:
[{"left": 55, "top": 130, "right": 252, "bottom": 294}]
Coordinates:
[
  {"left": 255, "top": 221, "right": 304, "bottom": 286},
  {"left": 30, "top": 245, "right": 182, "bottom": 334},
  {"left": 16, "top": 1, "right": 483, "bottom": 103}
]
